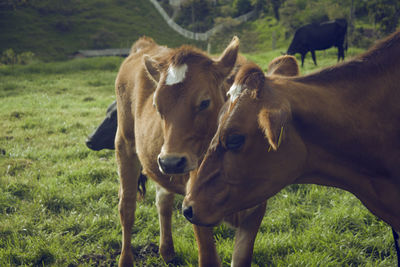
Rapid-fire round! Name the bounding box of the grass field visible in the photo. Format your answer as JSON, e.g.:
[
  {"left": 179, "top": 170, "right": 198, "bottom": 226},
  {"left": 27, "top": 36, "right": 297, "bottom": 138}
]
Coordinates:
[
  {"left": 0, "top": 47, "right": 397, "bottom": 266},
  {"left": 0, "top": 0, "right": 202, "bottom": 61}
]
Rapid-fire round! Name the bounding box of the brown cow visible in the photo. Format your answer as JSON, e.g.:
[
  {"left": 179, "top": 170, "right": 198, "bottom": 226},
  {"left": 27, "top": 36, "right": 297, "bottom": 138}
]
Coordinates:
[
  {"left": 183, "top": 31, "right": 400, "bottom": 263},
  {"left": 115, "top": 36, "right": 273, "bottom": 266}
]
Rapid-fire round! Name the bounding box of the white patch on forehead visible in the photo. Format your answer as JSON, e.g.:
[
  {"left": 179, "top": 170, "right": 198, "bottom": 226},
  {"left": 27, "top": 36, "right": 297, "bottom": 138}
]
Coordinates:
[
  {"left": 165, "top": 64, "right": 188, "bottom": 85},
  {"left": 227, "top": 83, "right": 243, "bottom": 102}
]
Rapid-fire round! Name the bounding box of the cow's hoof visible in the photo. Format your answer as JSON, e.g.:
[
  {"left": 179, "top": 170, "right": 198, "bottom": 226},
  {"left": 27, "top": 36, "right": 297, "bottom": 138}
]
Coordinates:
[
  {"left": 199, "top": 259, "right": 221, "bottom": 267},
  {"left": 119, "top": 251, "right": 134, "bottom": 267},
  {"left": 159, "top": 244, "right": 175, "bottom": 264}
]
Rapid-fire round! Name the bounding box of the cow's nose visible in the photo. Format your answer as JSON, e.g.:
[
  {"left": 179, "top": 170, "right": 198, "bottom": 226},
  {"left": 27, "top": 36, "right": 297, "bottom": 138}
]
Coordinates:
[
  {"left": 86, "top": 138, "right": 94, "bottom": 149},
  {"left": 182, "top": 205, "right": 193, "bottom": 222},
  {"left": 158, "top": 155, "right": 187, "bottom": 174}
]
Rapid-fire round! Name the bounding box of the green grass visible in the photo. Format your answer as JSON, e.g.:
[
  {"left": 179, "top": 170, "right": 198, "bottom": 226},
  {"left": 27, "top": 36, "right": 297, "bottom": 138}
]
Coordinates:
[{"left": 0, "top": 50, "right": 397, "bottom": 266}]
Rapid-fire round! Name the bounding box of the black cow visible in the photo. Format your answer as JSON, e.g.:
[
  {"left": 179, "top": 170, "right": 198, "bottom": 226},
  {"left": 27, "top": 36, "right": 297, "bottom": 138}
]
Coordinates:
[
  {"left": 394, "top": 229, "right": 400, "bottom": 266},
  {"left": 86, "top": 101, "right": 117, "bottom": 151},
  {"left": 86, "top": 101, "right": 147, "bottom": 197},
  {"left": 287, "top": 19, "right": 348, "bottom": 67}
]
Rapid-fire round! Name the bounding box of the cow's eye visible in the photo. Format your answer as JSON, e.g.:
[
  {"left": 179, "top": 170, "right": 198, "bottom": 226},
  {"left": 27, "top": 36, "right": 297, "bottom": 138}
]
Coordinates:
[
  {"left": 226, "top": 134, "right": 245, "bottom": 151},
  {"left": 198, "top": 99, "right": 210, "bottom": 111}
]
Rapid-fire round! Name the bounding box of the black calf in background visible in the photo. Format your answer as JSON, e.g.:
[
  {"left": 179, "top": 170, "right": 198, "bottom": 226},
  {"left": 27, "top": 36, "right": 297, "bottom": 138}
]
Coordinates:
[
  {"left": 86, "top": 100, "right": 147, "bottom": 198},
  {"left": 86, "top": 101, "right": 117, "bottom": 151}
]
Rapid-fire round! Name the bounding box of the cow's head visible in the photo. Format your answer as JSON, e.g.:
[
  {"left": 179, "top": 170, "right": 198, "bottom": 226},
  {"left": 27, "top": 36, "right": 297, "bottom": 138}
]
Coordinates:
[
  {"left": 144, "top": 37, "right": 240, "bottom": 175},
  {"left": 183, "top": 56, "right": 307, "bottom": 226},
  {"left": 86, "top": 101, "right": 117, "bottom": 151}
]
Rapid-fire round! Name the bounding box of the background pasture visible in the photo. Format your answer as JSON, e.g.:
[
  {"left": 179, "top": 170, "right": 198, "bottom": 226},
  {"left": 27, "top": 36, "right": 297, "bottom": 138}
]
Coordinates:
[{"left": 0, "top": 48, "right": 397, "bottom": 266}]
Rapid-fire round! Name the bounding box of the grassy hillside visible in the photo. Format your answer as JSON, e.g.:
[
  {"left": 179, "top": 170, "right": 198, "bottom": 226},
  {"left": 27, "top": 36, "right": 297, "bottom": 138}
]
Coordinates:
[
  {"left": 1, "top": 0, "right": 383, "bottom": 61},
  {"left": 0, "top": 0, "right": 203, "bottom": 60},
  {"left": 0, "top": 48, "right": 397, "bottom": 266}
]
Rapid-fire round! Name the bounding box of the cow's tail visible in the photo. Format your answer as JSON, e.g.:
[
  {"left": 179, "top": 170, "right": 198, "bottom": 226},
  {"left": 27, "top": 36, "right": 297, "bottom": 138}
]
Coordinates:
[
  {"left": 137, "top": 172, "right": 148, "bottom": 201},
  {"left": 344, "top": 20, "right": 349, "bottom": 53}
]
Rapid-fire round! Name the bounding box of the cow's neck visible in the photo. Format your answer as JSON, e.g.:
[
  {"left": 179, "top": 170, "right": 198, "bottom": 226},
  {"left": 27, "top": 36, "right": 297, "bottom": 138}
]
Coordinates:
[
  {"left": 272, "top": 48, "right": 400, "bottom": 228},
  {"left": 278, "top": 45, "right": 400, "bottom": 176}
]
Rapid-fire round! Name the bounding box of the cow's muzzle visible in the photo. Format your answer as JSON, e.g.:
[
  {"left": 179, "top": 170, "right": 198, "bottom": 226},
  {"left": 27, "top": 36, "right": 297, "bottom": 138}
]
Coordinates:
[
  {"left": 158, "top": 155, "right": 188, "bottom": 174},
  {"left": 85, "top": 138, "right": 98, "bottom": 151},
  {"left": 182, "top": 205, "right": 193, "bottom": 222},
  {"left": 181, "top": 201, "right": 219, "bottom": 227}
]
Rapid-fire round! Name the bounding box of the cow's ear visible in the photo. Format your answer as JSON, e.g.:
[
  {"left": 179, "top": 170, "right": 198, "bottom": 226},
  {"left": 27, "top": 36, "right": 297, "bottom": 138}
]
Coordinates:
[
  {"left": 257, "top": 106, "right": 290, "bottom": 151},
  {"left": 143, "top": 55, "right": 160, "bottom": 83},
  {"left": 214, "top": 36, "right": 240, "bottom": 79},
  {"left": 267, "top": 55, "right": 299, "bottom": 77},
  {"left": 229, "top": 62, "right": 265, "bottom": 100}
]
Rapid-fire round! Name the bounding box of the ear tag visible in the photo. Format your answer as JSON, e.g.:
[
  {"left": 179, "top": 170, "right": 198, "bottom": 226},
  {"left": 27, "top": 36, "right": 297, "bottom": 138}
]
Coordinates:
[
  {"left": 268, "top": 126, "right": 284, "bottom": 152},
  {"left": 277, "top": 126, "right": 284, "bottom": 148}
]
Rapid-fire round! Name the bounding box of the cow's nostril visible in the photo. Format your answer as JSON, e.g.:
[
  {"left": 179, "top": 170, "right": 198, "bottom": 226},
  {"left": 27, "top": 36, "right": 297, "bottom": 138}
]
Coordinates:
[
  {"left": 176, "top": 157, "right": 186, "bottom": 169},
  {"left": 183, "top": 206, "right": 193, "bottom": 221}
]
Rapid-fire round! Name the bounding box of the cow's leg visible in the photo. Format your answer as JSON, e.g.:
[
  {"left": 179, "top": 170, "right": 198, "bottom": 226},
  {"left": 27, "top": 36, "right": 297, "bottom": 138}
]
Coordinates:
[
  {"left": 227, "top": 201, "right": 267, "bottom": 267},
  {"left": 311, "top": 50, "right": 317, "bottom": 65},
  {"left": 116, "top": 136, "right": 141, "bottom": 267},
  {"left": 193, "top": 225, "right": 221, "bottom": 267},
  {"left": 393, "top": 228, "right": 400, "bottom": 266},
  {"left": 338, "top": 46, "right": 344, "bottom": 61},
  {"left": 301, "top": 53, "right": 305, "bottom": 67},
  {"left": 155, "top": 185, "right": 176, "bottom": 262}
]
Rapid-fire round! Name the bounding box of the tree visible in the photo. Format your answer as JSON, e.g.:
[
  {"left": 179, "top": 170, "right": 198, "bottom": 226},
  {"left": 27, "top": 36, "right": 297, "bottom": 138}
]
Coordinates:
[
  {"left": 251, "top": 0, "right": 267, "bottom": 14},
  {"left": 2, "top": 0, "right": 30, "bottom": 9},
  {"left": 175, "top": 0, "right": 213, "bottom": 32},
  {"left": 269, "top": 0, "right": 285, "bottom": 21},
  {"left": 368, "top": 0, "right": 400, "bottom": 34},
  {"left": 233, "top": 0, "right": 252, "bottom": 16}
]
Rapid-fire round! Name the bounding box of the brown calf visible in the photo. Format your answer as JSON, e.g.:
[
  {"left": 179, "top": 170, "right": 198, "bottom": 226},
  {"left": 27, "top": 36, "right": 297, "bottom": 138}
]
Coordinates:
[
  {"left": 183, "top": 31, "right": 400, "bottom": 262},
  {"left": 115, "top": 36, "right": 270, "bottom": 266}
]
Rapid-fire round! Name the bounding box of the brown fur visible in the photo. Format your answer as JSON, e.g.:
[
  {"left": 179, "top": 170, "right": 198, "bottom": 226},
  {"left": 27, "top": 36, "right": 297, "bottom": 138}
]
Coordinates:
[
  {"left": 234, "top": 62, "right": 266, "bottom": 98},
  {"left": 184, "top": 30, "right": 400, "bottom": 245},
  {"left": 129, "top": 36, "right": 157, "bottom": 54},
  {"left": 115, "top": 36, "right": 268, "bottom": 267},
  {"left": 267, "top": 55, "right": 300, "bottom": 77},
  {"left": 165, "top": 45, "right": 212, "bottom": 66}
]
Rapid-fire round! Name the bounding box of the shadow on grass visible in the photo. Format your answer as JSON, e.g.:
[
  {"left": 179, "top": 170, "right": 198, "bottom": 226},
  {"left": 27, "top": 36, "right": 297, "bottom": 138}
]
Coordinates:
[{"left": 76, "top": 242, "right": 185, "bottom": 267}]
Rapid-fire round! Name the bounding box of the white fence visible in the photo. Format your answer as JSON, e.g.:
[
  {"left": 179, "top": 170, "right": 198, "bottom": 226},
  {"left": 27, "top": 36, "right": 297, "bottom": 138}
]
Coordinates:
[{"left": 148, "top": 0, "right": 256, "bottom": 41}]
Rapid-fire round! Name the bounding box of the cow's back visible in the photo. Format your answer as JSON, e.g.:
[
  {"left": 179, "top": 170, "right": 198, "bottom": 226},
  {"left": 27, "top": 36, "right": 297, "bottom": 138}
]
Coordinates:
[
  {"left": 320, "top": 19, "right": 347, "bottom": 47},
  {"left": 289, "top": 20, "right": 347, "bottom": 52},
  {"left": 305, "top": 23, "right": 342, "bottom": 50}
]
